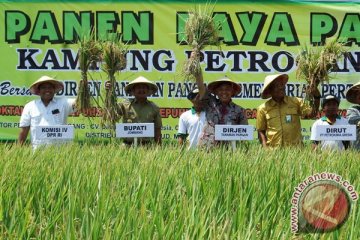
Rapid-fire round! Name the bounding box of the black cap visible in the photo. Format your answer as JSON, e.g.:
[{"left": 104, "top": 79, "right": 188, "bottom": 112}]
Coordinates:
[
  {"left": 321, "top": 94, "right": 340, "bottom": 108},
  {"left": 187, "top": 88, "right": 199, "bottom": 100}
]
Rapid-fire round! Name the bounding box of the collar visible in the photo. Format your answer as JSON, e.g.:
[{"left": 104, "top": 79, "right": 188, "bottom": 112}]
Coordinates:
[
  {"left": 39, "top": 97, "right": 57, "bottom": 105},
  {"left": 268, "top": 96, "right": 288, "bottom": 107},
  {"left": 132, "top": 98, "right": 149, "bottom": 104},
  {"left": 321, "top": 115, "right": 341, "bottom": 124},
  {"left": 216, "top": 99, "right": 234, "bottom": 107},
  {"left": 190, "top": 107, "right": 204, "bottom": 115}
]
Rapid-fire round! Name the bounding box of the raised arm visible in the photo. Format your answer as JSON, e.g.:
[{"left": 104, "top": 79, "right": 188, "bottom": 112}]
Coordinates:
[{"left": 191, "top": 51, "right": 206, "bottom": 100}]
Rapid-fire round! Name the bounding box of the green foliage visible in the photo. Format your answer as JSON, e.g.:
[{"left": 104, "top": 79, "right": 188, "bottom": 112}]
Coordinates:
[{"left": 0, "top": 143, "right": 359, "bottom": 239}]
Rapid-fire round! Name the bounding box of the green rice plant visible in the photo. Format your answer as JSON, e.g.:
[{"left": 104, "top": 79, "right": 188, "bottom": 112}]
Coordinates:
[
  {"left": 0, "top": 143, "right": 359, "bottom": 239},
  {"left": 101, "top": 39, "right": 128, "bottom": 132},
  {"left": 182, "top": 3, "right": 221, "bottom": 81},
  {"left": 76, "top": 32, "right": 102, "bottom": 114}
]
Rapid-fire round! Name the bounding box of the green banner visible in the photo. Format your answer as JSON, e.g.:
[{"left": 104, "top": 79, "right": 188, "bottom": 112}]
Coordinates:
[{"left": 1, "top": 0, "right": 359, "bottom": 142}]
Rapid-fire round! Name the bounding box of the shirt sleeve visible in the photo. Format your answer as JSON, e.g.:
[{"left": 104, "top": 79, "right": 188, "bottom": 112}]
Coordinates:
[
  {"left": 19, "top": 103, "right": 31, "bottom": 127},
  {"left": 238, "top": 108, "right": 248, "bottom": 125},
  {"left": 346, "top": 107, "right": 360, "bottom": 125},
  {"left": 310, "top": 121, "right": 318, "bottom": 140},
  {"left": 65, "top": 98, "right": 76, "bottom": 115},
  {"left": 201, "top": 90, "right": 216, "bottom": 110},
  {"left": 256, "top": 105, "right": 266, "bottom": 131},
  {"left": 153, "top": 105, "right": 162, "bottom": 128},
  {"left": 177, "top": 113, "right": 187, "bottom": 134}
]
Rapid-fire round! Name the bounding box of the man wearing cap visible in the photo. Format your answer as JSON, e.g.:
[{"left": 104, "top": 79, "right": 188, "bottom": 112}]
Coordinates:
[
  {"left": 193, "top": 73, "right": 248, "bottom": 149},
  {"left": 310, "top": 95, "right": 350, "bottom": 151},
  {"left": 345, "top": 81, "right": 360, "bottom": 150},
  {"left": 256, "top": 74, "right": 320, "bottom": 148},
  {"left": 106, "top": 76, "right": 162, "bottom": 145},
  {"left": 177, "top": 89, "right": 206, "bottom": 150},
  {"left": 18, "top": 76, "right": 76, "bottom": 149}
]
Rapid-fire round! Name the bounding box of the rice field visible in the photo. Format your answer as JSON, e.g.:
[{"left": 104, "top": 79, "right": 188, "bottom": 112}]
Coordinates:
[{"left": 0, "top": 143, "right": 359, "bottom": 239}]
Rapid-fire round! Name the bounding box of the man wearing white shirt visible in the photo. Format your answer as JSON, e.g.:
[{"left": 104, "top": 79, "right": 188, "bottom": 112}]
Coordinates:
[
  {"left": 177, "top": 89, "right": 206, "bottom": 150},
  {"left": 310, "top": 95, "right": 350, "bottom": 151},
  {"left": 18, "top": 76, "right": 75, "bottom": 150}
]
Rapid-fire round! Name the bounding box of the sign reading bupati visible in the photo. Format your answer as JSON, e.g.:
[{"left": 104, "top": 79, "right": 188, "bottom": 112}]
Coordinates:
[
  {"left": 116, "top": 123, "right": 154, "bottom": 138},
  {"left": 215, "top": 125, "right": 254, "bottom": 141},
  {"left": 312, "top": 125, "right": 356, "bottom": 141},
  {"left": 35, "top": 125, "right": 74, "bottom": 139}
]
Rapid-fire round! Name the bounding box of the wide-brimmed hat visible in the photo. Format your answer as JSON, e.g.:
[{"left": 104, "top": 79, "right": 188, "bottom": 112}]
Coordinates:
[
  {"left": 322, "top": 94, "right": 340, "bottom": 108},
  {"left": 260, "top": 74, "right": 289, "bottom": 99},
  {"left": 124, "top": 76, "right": 158, "bottom": 96},
  {"left": 207, "top": 78, "right": 241, "bottom": 96},
  {"left": 345, "top": 81, "right": 360, "bottom": 104},
  {"left": 30, "top": 76, "right": 64, "bottom": 95}
]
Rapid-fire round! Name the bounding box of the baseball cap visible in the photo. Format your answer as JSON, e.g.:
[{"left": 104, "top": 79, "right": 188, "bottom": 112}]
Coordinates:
[
  {"left": 187, "top": 88, "right": 199, "bottom": 100},
  {"left": 321, "top": 94, "right": 340, "bottom": 108}
]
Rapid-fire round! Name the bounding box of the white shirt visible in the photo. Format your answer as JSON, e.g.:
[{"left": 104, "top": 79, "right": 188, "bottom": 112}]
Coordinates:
[
  {"left": 178, "top": 109, "right": 206, "bottom": 149},
  {"left": 310, "top": 116, "right": 349, "bottom": 151},
  {"left": 19, "top": 97, "right": 75, "bottom": 149}
]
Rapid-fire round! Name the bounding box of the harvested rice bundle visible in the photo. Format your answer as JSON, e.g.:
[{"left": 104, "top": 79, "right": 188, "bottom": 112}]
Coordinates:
[
  {"left": 296, "top": 39, "right": 347, "bottom": 105},
  {"left": 182, "top": 4, "right": 221, "bottom": 80},
  {"left": 76, "top": 33, "right": 102, "bottom": 114},
  {"left": 101, "top": 40, "right": 127, "bottom": 130}
]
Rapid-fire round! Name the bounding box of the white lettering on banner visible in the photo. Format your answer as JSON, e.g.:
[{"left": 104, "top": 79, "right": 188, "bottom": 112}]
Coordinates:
[
  {"left": 116, "top": 123, "right": 154, "bottom": 138},
  {"left": 35, "top": 125, "right": 74, "bottom": 140},
  {"left": 215, "top": 125, "right": 254, "bottom": 141},
  {"left": 313, "top": 125, "right": 356, "bottom": 141}
]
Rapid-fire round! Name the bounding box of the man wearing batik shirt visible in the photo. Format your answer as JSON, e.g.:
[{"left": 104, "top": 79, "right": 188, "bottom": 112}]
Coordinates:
[{"left": 194, "top": 72, "right": 248, "bottom": 149}]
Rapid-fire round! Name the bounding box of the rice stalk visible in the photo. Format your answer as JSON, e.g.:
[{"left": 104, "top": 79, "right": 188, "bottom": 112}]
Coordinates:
[
  {"left": 0, "top": 144, "right": 359, "bottom": 238},
  {"left": 101, "top": 40, "right": 128, "bottom": 133},
  {"left": 76, "top": 32, "right": 102, "bottom": 114},
  {"left": 182, "top": 3, "right": 221, "bottom": 81},
  {"left": 296, "top": 39, "right": 347, "bottom": 108}
]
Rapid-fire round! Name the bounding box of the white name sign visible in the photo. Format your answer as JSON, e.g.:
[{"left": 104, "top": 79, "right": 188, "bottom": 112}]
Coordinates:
[
  {"left": 312, "top": 125, "right": 356, "bottom": 141},
  {"left": 35, "top": 125, "right": 74, "bottom": 140},
  {"left": 116, "top": 123, "right": 154, "bottom": 138},
  {"left": 215, "top": 125, "right": 254, "bottom": 141}
]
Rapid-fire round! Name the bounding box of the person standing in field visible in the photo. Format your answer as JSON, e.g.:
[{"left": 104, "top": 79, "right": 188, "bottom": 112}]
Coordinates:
[
  {"left": 345, "top": 81, "right": 360, "bottom": 150},
  {"left": 256, "top": 74, "right": 320, "bottom": 148},
  {"left": 310, "top": 95, "right": 350, "bottom": 151},
  {"left": 106, "top": 76, "right": 162, "bottom": 145},
  {"left": 18, "top": 76, "right": 76, "bottom": 150},
  {"left": 177, "top": 88, "right": 206, "bottom": 150},
  {"left": 193, "top": 70, "right": 248, "bottom": 149}
]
